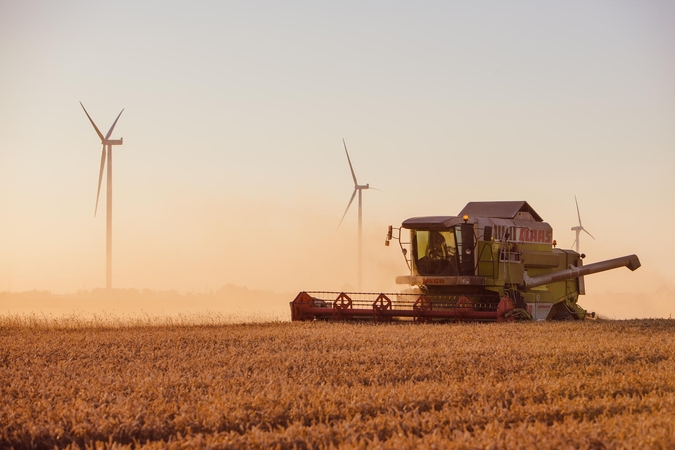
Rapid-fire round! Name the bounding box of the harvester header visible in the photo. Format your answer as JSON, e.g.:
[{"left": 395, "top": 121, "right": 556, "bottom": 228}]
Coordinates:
[{"left": 291, "top": 200, "right": 640, "bottom": 322}]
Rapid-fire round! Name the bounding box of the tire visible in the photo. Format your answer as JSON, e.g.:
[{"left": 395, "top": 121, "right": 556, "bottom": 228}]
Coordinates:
[{"left": 552, "top": 309, "right": 576, "bottom": 321}]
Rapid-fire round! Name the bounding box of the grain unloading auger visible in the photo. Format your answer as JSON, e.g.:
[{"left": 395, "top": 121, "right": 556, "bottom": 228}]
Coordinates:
[{"left": 291, "top": 201, "right": 640, "bottom": 322}]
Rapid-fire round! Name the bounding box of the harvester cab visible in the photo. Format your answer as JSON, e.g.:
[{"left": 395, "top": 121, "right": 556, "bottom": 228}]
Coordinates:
[
  {"left": 291, "top": 201, "right": 640, "bottom": 322},
  {"left": 389, "top": 202, "right": 550, "bottom": 290}
]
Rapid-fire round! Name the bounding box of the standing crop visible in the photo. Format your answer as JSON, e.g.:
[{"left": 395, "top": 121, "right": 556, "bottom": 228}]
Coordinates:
[{"left": 1, "top": 317, "right": 673, "bottom": 448}]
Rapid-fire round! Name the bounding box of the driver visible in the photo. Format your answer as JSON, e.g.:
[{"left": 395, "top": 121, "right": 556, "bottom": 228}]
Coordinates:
[
  {"left": 417, "top": 231, "right": 451, "bottom": 275},
  {"left": 427, "top": 231, "right": 448, "bottom": 260}
]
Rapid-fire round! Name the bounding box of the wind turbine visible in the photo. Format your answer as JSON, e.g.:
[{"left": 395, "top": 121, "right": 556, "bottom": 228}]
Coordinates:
[
  {"left": 571, "top": 195, "right": 595, "bottom": 253},
  {"left": 337, "top": 139, "right": 378, "bottom": 290},
  {"left": 80, "top": 102, "right": 125, "bottom": 290}
]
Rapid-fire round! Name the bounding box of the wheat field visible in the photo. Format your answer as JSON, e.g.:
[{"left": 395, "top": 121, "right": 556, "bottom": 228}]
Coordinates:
[{"left": 1, "top": 316, "right": 673, "bottom": 449}]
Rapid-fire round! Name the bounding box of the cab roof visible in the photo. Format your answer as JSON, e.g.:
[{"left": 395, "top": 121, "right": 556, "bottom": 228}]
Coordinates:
[
  {"left": 402, "top": 201, "right": 545, "bottom": 229},
  {"left": 402, "top": 216, "right": 461, "bottom": 229},
  {"left": 458, "top": 201, "right": 543, "bottom": 222}
]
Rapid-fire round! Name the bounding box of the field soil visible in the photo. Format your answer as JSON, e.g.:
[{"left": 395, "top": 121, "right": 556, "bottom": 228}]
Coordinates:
[{"left": 1, "top": 318, "right": 674, "bottom": 449}]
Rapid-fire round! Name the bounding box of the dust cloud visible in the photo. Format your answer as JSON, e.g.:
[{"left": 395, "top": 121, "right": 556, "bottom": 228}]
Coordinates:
[
  {"left": 1, "top": 192, "right": 672, "bottom": 321},
  {"left": 577, "top": 263, "right": 675, "bottom": 319},
  {"left": 0, "top": 192, "right": 407, "bottom": 320},
  {"left": 585, "top": 287, "right": 674, "bottom": 320}
]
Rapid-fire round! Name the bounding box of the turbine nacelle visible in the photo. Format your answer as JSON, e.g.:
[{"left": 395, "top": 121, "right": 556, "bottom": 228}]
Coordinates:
[{"left": 104, "top": 138, "right": 123, "bottom": 146}]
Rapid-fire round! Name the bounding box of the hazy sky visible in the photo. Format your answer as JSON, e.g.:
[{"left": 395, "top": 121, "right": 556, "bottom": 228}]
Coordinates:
[{"left": 1, "top": 1, "right": 673, "bottom": 301}]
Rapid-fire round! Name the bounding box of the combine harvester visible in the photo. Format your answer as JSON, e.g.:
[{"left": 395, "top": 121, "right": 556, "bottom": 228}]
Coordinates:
[{"left": 291, "top": 201, "right": 640, "bottom": 322}]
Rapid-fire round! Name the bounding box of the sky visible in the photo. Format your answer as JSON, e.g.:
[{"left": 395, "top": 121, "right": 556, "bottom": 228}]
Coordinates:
[{"left": 0, "top": 1, "right": 674, "bottom": 317}]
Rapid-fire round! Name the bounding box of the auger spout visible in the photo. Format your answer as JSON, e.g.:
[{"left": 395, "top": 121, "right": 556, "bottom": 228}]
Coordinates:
[{"left": 523, "top": 254, "right": 641, "bottom": 289}]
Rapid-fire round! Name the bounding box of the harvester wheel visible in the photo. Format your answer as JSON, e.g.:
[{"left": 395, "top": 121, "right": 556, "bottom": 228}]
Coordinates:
[
  {"left": 552, "top": 310, "right": 576, "bottom": 321},
  {"left": 505, "top": 308, "right": 532, "bottom": 321}
]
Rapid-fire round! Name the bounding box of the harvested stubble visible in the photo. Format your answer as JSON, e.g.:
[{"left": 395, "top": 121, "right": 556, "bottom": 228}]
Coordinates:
[{"left": 1, "top": 317, "right": 674, "bottom": 449}]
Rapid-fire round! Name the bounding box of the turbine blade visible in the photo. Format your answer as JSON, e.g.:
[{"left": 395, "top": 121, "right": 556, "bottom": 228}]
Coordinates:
[
  {"left": 575, "top": 195, "right": 582, "bottom": 226},
  {"left": 582, "top": 228, "right": 596, "bottom": 240},
  {"left": 571, "top": 237, "right": 577, "bottom": 249},
  {"left": 343, "top": 138, "right": 358, "bottom": 185},
  {"left": 95, "top": 146, "right": 106, "bottom": 217},
  {"left": 104, "top": 108, "right": 125, "bottom": 141},
  {"left": 368, "top": 186, "right": 382, "bottom": 192},
  {"left": 80, "top": 102, "right": 104, "bottom": 142},
  {"left": 336, "top": 189, "right": 357, "bottom": 231}
]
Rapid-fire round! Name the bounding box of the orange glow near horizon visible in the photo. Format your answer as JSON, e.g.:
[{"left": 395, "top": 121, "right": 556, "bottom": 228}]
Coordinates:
[{"left": 0, "top": 2, "right": 673, "bottom": 319}]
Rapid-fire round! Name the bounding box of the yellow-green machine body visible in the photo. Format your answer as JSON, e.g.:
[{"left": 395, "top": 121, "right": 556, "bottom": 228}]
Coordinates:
[
  {"left": 290, "top": 201, "right": 640, "bottom": 321},
  {"left": 388, "top": 201, "right": 640, "bottom": 321}
]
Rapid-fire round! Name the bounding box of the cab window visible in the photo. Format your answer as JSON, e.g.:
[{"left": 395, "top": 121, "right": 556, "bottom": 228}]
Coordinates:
[{"left": 412, "top": 230, "right": 458, "bottom": 276}]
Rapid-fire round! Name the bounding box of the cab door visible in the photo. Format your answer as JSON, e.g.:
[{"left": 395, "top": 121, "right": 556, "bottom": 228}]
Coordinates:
[{"left": 456, "top": 224, "right": 476, "bottom": 276}]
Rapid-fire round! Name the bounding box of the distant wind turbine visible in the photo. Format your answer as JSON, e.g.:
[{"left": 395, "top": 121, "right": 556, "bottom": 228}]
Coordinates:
[
  {"left": 336, "top": 139, "right": 379, "bottom": 290},
  {"left": 571, "top": 195, "right": 595, "bottom": 253},
  {"left": 80, "top": 102, "right": 125, "bottom": 290}
]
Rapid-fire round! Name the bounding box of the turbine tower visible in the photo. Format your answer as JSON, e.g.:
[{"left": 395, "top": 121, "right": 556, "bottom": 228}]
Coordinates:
[
  {"left": 80, "top": 102, "right": 124, "bottom": 290},
  {"left": 337, "top": 139, "right": 378, "bottom": 290},
  {"left": 571, "top": 195, "right": 595, "bottom": 253}
]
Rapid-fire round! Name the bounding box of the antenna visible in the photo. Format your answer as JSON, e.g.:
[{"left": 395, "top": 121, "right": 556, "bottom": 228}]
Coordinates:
[{"left": 80, "top": 102, "right": 125, "bottom": 289}]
